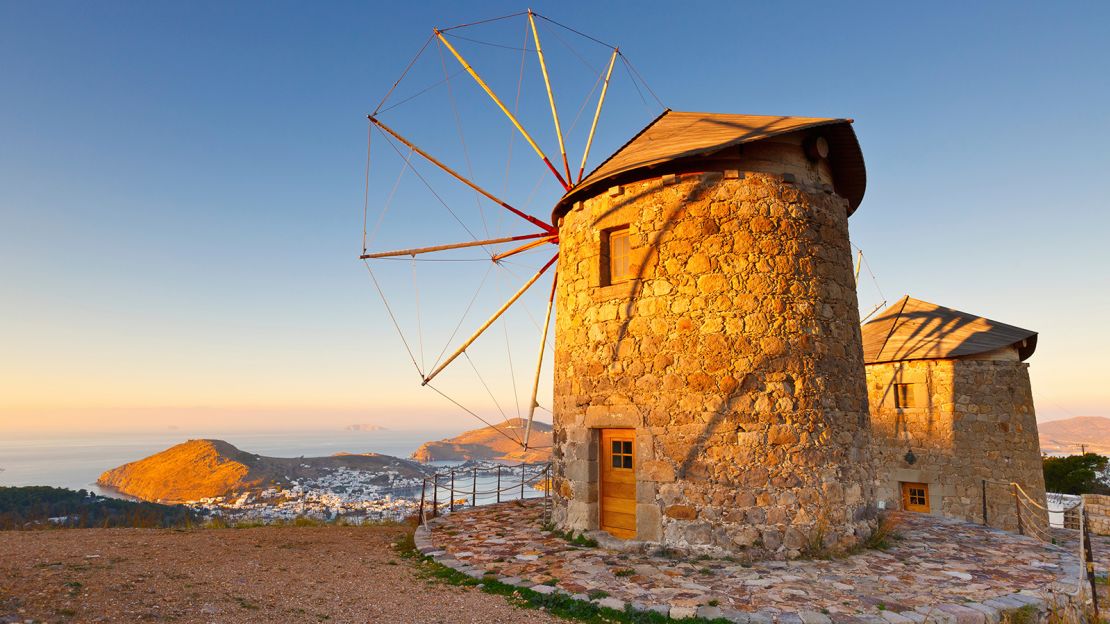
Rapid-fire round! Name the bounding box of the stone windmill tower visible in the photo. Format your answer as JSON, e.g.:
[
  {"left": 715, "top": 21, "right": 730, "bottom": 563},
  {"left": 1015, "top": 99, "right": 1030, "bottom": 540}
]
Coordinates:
[
  {"left": 547, "top": 111, "right": 875, "bottom": 557},
  {"left": 360, "top": 13, "right": 876, "bottom": 559}
]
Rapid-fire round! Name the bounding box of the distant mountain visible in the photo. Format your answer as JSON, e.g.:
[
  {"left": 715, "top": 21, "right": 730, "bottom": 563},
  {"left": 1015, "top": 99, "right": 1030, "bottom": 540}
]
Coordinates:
[
  {"left": 98, "top": 439, "right": 428, "bottom": 504},
  {"left": 412, "top": 418, "right": 552, "bottom": 463},
  {"left": 1039, "top": 416, "right": 1110, "bottom": 455},
  {"left": 344, "top": 424, "right": 387, "bottom": 432}
]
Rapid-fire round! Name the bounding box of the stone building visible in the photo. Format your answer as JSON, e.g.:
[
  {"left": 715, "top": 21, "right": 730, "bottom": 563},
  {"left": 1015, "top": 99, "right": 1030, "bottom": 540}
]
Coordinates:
[
  {"left": 548, "top": 110, "right": 877, "bottom": 558},
  {"left": 861, "top": 295, "right": 1046, "bottom": 532}
]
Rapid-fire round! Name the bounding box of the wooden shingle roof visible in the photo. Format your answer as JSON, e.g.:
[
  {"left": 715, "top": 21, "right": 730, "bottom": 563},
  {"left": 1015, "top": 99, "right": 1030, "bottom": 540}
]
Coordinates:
[
  {"left": 553, "top": 110, "right": 866, "bottom": 219},
  {"left": 861, "top": 296, "right": 1038, "bottom": 364}
]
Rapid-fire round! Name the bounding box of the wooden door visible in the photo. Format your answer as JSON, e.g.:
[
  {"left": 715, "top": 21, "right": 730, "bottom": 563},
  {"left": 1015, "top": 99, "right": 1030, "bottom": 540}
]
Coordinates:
[
  {"left": 600, "top": 429, "right": 636, "bottom": 539},
  {"left": 901, "top": 482, "right": 930, "bottom": 513}
]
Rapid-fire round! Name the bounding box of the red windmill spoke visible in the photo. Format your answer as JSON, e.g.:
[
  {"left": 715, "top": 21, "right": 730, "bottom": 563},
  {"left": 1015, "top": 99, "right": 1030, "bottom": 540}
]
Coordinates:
[
  {"left": 422, "top": 252, "right": 558, "bottom": 386},
  {"left": 368, "top": 115, "right": 556, "bottom": 235},
  {"left": 433, "top": 28, "right": 571, "bottom": 192},
  {"left": 361, "top": 232, "right": 552, "bottom": 260}
]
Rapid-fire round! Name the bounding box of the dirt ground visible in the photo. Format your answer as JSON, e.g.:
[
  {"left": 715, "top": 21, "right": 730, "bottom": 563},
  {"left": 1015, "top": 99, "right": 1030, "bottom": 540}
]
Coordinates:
[{"left": 0, "top": 524, "right": 562, "bottom": 624}]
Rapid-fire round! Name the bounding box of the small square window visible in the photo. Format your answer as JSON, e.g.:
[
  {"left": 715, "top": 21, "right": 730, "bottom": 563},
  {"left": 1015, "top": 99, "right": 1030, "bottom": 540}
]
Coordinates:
[
  {"left": 894, "top": 383, "right": 915, "bottom": 409},
  {"left": 909, "top": 487, "right": 927, "bottom": 506},
  {"left": 609, "top": 437, "right": 633, "bottom": 471},
  {"left": 602, "top": 227, "right": 631, "bottom": 285}
]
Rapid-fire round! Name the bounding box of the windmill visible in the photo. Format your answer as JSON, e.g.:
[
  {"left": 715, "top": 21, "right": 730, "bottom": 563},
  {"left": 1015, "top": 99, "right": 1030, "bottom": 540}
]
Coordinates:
[{"left": 360, "top": 10, "right": 662, "bottom": 453}]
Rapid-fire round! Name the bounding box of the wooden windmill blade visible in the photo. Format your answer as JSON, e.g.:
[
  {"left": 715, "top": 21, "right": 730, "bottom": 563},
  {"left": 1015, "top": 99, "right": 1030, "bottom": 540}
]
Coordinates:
[{"left": 360, "top": 10, "right": 663, "bottom": 451}]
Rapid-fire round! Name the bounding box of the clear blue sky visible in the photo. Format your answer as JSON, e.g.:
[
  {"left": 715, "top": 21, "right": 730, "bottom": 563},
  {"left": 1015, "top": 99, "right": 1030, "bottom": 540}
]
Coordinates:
[{"left": 1, "top": 1, "right": 1107, "bottom": 432}]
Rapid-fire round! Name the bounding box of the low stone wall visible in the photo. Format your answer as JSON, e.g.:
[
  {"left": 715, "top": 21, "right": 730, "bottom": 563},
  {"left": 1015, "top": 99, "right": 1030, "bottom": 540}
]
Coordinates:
[{"left": 1082, "top": 494, "right": 1110, "bottom": 536}]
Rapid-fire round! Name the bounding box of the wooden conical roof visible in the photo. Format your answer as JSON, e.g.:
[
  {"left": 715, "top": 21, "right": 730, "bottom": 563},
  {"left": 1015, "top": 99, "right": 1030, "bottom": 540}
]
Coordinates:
[
  {"left": 861, "top": 296, "right": 1038, "bottom": 364},
  {"left": 553, "top": 110, "right": 866, "bottom": 219}
]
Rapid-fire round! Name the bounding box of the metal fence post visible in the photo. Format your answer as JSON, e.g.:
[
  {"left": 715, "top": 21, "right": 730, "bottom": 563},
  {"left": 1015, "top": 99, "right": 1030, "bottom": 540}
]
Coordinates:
[
  {"left": 496, "top": 465, "right": 502, "bottom": 503},
  {"left": 432, "top": 473, "right": 439, "bottom": 518},
  {"left": 450, "top": 468, "right": 456, "bottom": 512},
  {"left": 981, "top": 479, "right": 988, "bottom": 526},
  {"left": 472, "top": 467, "right": 477, "bottom": 507},
  {"left": 1013, "top": 483, "right": 1023, "bottom": 535},
  {"left": 544, "top": 465, "right": 551, "bottom": 523},
  {"left": 520, "top": 463, "right": 526, "bottom": 499},
  {"left": 1084, "top": 507, "right": 1100, "bottom": 619},
  {"left": 419, "top": 478, "right": 427, "bottom": 522}
]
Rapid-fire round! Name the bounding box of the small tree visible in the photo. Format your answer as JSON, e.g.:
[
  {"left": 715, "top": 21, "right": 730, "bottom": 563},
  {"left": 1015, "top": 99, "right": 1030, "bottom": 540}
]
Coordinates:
[{"left": 1042, "top": 453, "right": 1110, "bottom": 495}]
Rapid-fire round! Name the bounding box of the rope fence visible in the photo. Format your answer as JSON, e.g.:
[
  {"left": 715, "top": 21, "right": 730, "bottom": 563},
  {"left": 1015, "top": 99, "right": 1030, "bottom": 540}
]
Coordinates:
[
  {"left": 417, "top": 461, "right": 552, "bottom": 529},
  {"left": 981, "top": 479, "right": 1099, "bottom": 618}
]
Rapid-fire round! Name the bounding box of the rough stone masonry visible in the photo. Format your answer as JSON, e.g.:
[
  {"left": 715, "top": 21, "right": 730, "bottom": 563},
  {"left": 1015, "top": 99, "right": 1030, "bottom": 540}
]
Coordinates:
[{"left": 550, "top": 145, "right": 878, "bottom": 558}]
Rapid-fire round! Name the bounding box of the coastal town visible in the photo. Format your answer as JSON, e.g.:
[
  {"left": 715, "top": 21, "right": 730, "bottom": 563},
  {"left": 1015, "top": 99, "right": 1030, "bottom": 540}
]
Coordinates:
[{"left": 186, "top": 465, "right": 426, "bottom": 523}]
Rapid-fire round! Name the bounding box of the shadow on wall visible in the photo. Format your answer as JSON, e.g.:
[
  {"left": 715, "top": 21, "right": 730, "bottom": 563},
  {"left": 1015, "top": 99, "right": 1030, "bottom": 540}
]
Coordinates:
[{"left": 583, "top": 173, "right": 865, "bottom": 513}]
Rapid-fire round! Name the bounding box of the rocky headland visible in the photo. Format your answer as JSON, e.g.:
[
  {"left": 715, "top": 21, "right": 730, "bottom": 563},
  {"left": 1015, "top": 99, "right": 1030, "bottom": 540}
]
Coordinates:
[
  {"left": 411, "top": 418, "right": 552, "bottom": 463},
  {"left": 97, "top": 439, "right": 429, "bottom": 517}
]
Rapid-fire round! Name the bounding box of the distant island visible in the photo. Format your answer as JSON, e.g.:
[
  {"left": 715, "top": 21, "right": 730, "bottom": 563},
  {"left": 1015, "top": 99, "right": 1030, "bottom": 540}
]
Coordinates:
[
  {"left": 1040, "top": 416, "right": 1110, "bottom": 455},
  {"left": 344, "top": 424, "right": 388, "bottom": 432},
  {"left": 411, "top": 418, "right": 552, "bottom": 463},
  {"left": 98, "top": 439, "right": 428, "bottom": 505}
]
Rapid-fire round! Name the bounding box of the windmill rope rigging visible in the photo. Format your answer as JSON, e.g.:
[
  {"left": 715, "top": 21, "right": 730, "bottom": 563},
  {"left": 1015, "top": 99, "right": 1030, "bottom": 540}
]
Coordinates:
[
  {"left": 375, "top": 127, "right": 488, "bottom": 249},
  {"left": 362, "top": 123, "right": 372, "bottom": 253},
  {"left": 411, "top": 256, "right": 426, "bottom": 372},
  {"left": 618, "top": 53, "right": 666, "bottom": 110},
  {"left": 376, "top": 68, "right": 466, "bottom": 116},
  {"left": 424, "top": 382, "right": 525, "bottom": 446},
  {"left": 437, "top": 37, "right": 491, "bottom": 240},
  {"left": 501, "top": 19, "right": 529, "bottom": 205},
  {"left": 437, "top": 11, "right": 529, "bottom": 33},
  {"left": 429, "top": 262, "right": 495, "bottom": 373},
  {"left": 361, "top": 11, "right": 664, "bottom": 450},
  {"left": 463, "top": 351, "right": 519, "bottom": 443},
  {"left": 373, "top": 34, "right": 435, "bottom": 115},
  {"left": 545, "top": 21, "right": 603, "bottom": 76},
  {"left": 365, "top": 143, "right": 413, "bottom": 251},
  {"left": 852, "top": 243, "right": 888, "bottom": 323},
  {"left": 533, "top": 12, "right": 616, "bottom": 50},
  {"left": 443, "top": 32, "right": 538, "bottom": 53},
  {"left": 362, "top": 260, "right": 423, "bottom": 378}
]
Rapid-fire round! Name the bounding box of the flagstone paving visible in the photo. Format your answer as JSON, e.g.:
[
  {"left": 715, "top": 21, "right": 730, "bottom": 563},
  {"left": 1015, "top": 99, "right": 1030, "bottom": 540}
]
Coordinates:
[{"left": 416, "top": 500, "right": 1092, "bottom": 623}]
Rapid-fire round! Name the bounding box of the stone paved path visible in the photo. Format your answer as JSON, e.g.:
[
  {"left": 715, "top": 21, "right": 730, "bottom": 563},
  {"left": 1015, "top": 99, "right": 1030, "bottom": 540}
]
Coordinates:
[{"left": 418, "top": 500, "right": 1090, "bottom": 623}]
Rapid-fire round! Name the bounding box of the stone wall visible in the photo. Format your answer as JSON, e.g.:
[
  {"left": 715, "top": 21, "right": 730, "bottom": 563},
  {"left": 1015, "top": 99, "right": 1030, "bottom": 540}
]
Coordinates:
[
  {"left": 1082, "top": 494, "right": 1110, "bottom": 536},
  {"left": 866, "top": 358, "right": 1047, "bottom": 533},
  {"left": 551, "top": 160, "right": 876, "bottom": 559}
]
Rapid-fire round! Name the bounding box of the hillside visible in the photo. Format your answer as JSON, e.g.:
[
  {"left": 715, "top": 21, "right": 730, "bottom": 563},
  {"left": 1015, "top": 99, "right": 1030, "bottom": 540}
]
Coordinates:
[
  {"left": 411, "top": 418, "right": 552, "bottom": 463},
  {"left": 1040, "top": 416, "right": 1110, "bottom": 455},
  {"left": 0, "top": 486, "right": 199, "bottom": 530},
  {"left": 97, "top": 439, "right": 428, "bottom": 503}
]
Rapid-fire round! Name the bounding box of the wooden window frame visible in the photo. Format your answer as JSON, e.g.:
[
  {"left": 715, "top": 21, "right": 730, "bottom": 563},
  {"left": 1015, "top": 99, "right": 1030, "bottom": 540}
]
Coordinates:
[
  {"left": 901, "top": 482, "right": 930, "bottom": 513},
  {"left": 601, "top": 226, "right": 631, "bottom": 286},
  {"left": 893, "top": 383, "right": 916, "bottom": 409}
]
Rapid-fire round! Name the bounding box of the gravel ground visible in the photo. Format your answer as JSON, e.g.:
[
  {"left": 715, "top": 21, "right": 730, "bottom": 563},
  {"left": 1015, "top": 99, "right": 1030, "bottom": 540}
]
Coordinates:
[{"left": 0, "top": 524, "right": 563, "bottom": 624}]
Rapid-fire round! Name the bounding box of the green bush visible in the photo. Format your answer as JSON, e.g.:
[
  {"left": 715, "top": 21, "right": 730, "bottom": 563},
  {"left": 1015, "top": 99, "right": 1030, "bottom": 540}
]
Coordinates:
[{"left": 1042, "top": 453, "right": 1110, "bottom": 495}]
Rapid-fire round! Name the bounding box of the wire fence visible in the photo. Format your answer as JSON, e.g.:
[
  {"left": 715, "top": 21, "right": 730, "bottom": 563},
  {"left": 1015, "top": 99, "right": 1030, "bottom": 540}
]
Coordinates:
[{"left": 417, "top": 461, "right": 552, "bottom": 528}]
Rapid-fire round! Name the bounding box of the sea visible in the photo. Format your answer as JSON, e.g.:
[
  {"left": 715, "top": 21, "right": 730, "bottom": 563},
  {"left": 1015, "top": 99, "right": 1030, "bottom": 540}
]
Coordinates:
[{"left": 0, "top": 428, "right": 457, "bottom": 498}]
